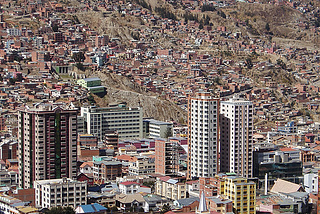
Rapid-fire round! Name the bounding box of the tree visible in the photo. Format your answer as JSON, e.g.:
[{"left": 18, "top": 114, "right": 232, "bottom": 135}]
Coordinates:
[
  {"left": 155, "top": 6, "right": 177, "bottom": 20},
  {"left": 131, "top": 31, "right": 140, "bottom": 40},
  {"left": 72, "top": 52, "right": 85, "bottom": 63},
  {"left": 9, "top": 78, "right": 17, "bottom": 85},
  {"left": 184, "top": 11, "right": 198, "bottom": 23},
  {"left": 44, "top": 207, "right": 75, "bottom": 214},
  {"left": 63, "top": 207, "right": 75, "bottom": 214},
  {"left": 110, "top": 206, "right": 118, "bottom": 212},
  {"left": 87, "top": 93, "right": 96, "bottom": 104},
  {"left": 52, "top": 24, "right": 59, "bottom": 32},
  {"left": 218, "top": 11, "right": 226, "bottom": 19},
  {"left": 265, "top": 23, "right": 270, "bottom": 31},
  {"left": 164, "top": 127, "right": 173, "bottom": 138},
  {"left": 214, "top": 76, "right": 221, "bottom": 85},
  {"left": 75, "top": 63, "right": 85, "bottom": 71},
  {"left": 201, "top": 4, "right": 215, "bottom": 12},
  {"left": 245, "top": 58, "right": 253, "bottom": 69},
  {"left": 143, "top": 181, "right": 155, "bottom": 191},
  {"left": 245, "top": 19, "right": 249, "bottom": 26},
  {"left": 160, "top": 203, "right": 171, "bottom": 214},
  {"left": 204, "top": 15, "right": 210, "bottom": 25},
  {"left": 276, "top": 59, "right": 287, "bottom": 69}
]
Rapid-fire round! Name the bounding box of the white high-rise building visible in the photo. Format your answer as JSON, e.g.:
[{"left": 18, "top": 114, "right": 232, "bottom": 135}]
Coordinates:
[
  {"left": 188, "top": 92, "right": 219, "bottom": 179},
  {"left": 220, "top": 97, "right": 253, "bottom": 178}
]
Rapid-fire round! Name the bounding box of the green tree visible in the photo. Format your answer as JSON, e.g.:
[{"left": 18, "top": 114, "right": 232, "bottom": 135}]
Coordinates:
[
  {"left": 204, "top": 15, "right": 210, "bottom": 25},
  {"left": 52, "top": 24, "right": 59, "bottom": 32},
  {"left": 160, "top": 203, "right": 171, "bottom": 214},
  {"left": 219, "top": 11, "right": 226, "bottom": 18},
  {"left": 110, "top": 206, "right": 118, "bottom": 212},
  {"left": 245, "top": 58, "right": 253, "bottom": 69},
  {"left": 9, "top": 78, "right": 17, "bottom": 85},
  {"left": 72, "top": 51, "right": 85, "bottom": 63},
  {"left": 201, "top": 4, "right": 215, "bottom": 12},
  {"left": 75, "top": 63, "right": 85, "bottom": 71},
  {"left": 63, "top": 207, "right": 75, "bottom": 214},
  {"left": 276, "top": 59, "right": 287, "bottom": 69},
  {"left": 265, "top": 22, "right": 270, "bottom": 31},
  {"left": 142, "top": 181, "right": 155, "bottom": 191},
  {"left": 164, "top": 127, "right": 173, "bottom": 138},
  {"left": 155, "top": 6, "right": 177, "bottom": 20},
  {"left": 87, "top": 93, "right": 96, "bottom": 104},
  {"left": 45, "top": 207, "right": 75, "bottom": 214}
]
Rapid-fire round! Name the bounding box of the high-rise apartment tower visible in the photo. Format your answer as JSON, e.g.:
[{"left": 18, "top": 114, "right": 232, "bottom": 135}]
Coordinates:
[
  {"left": 18, "top": 103, "right": 78, "bottom": 189},
  {"left": 188, "top": 92, "right": 219, "bottom": 179},
  {"left": 220, "top": 97, "right": 253, "bottom": 177}
]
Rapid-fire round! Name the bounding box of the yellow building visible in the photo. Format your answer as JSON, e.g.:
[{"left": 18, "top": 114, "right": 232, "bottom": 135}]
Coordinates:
[{"left": 219, "top": 175, "right": 256, "bottom": 214}]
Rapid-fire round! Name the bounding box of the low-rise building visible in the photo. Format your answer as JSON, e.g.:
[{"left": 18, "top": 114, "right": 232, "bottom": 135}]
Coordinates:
[
  {"left": 0, "top": 194, "right": 39, "bottom": 214},
  {"left": 77, "top": 77, "right": 101, "bottom": 88},
  {"left": 119, "top": 181, "right": 140, "bottom": 194},
  {"left": 155, "top": 176, "right": 187, "bottom": 200},
  {"left": 93, "top": 160, "right": 122, "bottom": 184},
  {"left": 220, "top": 175, "right": 256, "bottom": 214},
  {"left": 77, "top": 77, "right": 105, "bottom": 95},
  {"left": 34, "top": 178, "right": 87, "bottom": 209},
  {"left": 144, "top": 194, "right": 169, "bottom": 212},
  {"left": 78, "top": 134, "right": 98, "bottom": 148},
  {"left": 304, "top": 171, "right": 318, "bottom": 193},
  {"left": 199, "top": 174, "right": 256, "bottom": 214},
  {"left": 206, "top": 196, "right": 233, "bottom": 213},
  {"left": 116, "top": 193, "right": 147, "bottom": 212},
  {"left": 143, "top": 119, "right": 173, "bottom": 138},
  {"left": 75, "top": 203, "right": 108, "bottom": 214},
  {"left": 253, "top": 148, "right": 302, "bottom": 182},
  {"left": 80, "top": 162, "right": 94, "bottom": 174},
  {"left": 257, "top": 192, "right": 310, "bottom": 214},
  {"left": 105, "top": 130, "right": 119, "bottom": 151},
  {"left": 128, "top": 156, "right": 155, "bottom": 175}
]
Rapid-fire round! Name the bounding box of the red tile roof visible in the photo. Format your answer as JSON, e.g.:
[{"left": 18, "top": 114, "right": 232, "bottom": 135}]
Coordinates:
[
  {"left": 120, "top": 181, "right": 139, "bottom": 186},
  {"left": 280, "top": 147, "right": 297, "bottom": 152}
]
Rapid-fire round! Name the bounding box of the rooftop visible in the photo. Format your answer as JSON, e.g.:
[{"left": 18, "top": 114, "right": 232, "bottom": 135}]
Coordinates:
[
  {"left": 82, "top": 77, "right": 101, "bottom": 82},
  {"left": 34, "top": 178, "right": 86, "bottom": 185}
]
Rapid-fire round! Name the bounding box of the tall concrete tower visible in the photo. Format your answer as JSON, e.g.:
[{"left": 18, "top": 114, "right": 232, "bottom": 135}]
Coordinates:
[
  {"left": 18, "top": 103, "right": 78, "bottom": 189},
  {"left": 220, "top": 97, "right": 253, "bottom": 178},
  {"left": 188, "top": 92, "right": 219, "bottom": 179}
]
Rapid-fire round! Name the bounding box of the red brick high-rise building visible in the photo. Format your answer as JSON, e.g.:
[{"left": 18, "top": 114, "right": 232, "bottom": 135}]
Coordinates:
[
  {"left": 18, "top": 103, "right": 78, "bottom": 189},
  {"left": 155, "top": 139, "right": 179, "bottom": 176}
]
